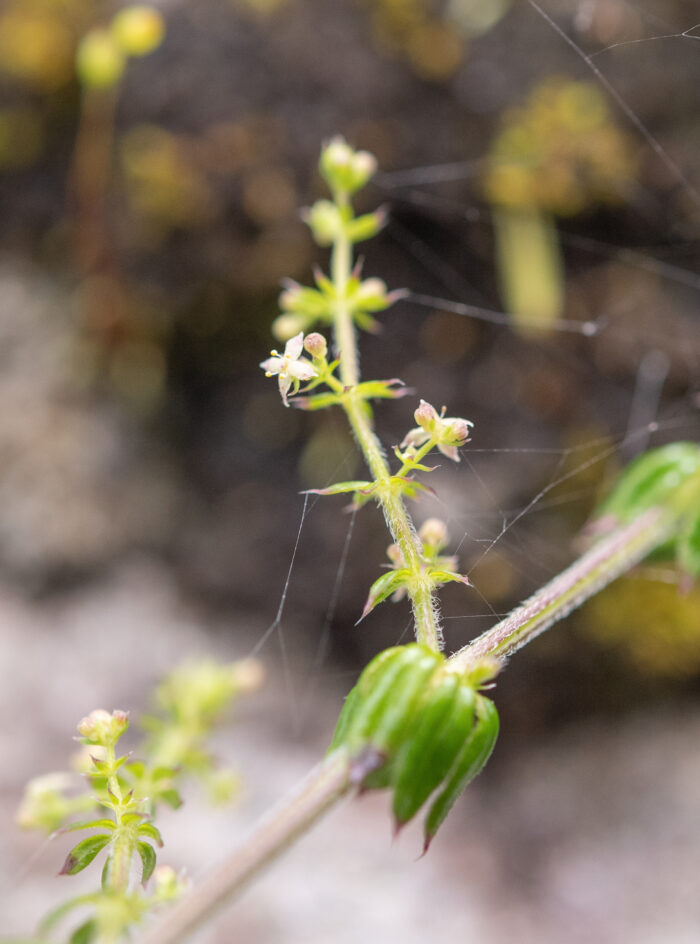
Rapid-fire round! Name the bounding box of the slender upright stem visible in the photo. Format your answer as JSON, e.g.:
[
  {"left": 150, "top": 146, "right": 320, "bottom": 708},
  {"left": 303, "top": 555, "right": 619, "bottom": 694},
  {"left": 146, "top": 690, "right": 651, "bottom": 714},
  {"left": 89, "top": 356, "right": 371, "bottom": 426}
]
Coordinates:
[
  {"left": 330, "top": 197, "right": 441, "bottom": 650},
  {"left": 448, "top": 506, "right": 674, "bottom": 672},
  {"left": 105, "top": 743, "right": 133, "bottom": 894},
  {"left": 138, "top": 752, "right": 352, "bottom": 944}
]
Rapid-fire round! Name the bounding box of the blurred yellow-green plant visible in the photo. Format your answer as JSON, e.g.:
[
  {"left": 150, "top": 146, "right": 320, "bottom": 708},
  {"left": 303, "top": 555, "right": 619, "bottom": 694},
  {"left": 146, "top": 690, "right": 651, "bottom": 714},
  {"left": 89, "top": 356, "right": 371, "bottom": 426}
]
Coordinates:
[
  {"left": 483, "top": 77, "right": 638, "bottom": 334},
  {"left": 582, "top": 576, "right": 700, "bottom": 678},
  {"left": 16, "top": 657, "right": 264, "bottom": 943}
]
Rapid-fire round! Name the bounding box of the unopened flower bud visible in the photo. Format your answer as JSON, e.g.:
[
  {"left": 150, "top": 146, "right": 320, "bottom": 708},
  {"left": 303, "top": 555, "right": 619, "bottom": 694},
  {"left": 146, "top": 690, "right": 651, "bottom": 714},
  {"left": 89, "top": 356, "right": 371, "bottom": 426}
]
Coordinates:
[
  {"left": 272, "top": 313, "right": 306, "bottom": 342},
  {"left": 414, "top": 399, "right": 439, "bottom": 432},
  {"left": 419, "top": 518, "right": 449, "bottom": 551},
  {"left": 446, "top": 418, "right": 472, "bottom": 446},
  {"left": 153, "top": 865, "right": 188, "bottom": 901},
  {"left": 319, "top": 136, "right": 377, "bottom": 195},
  {"left": 386, "top": 543, "right": 403, "bottom": 567},
  {"left": 304, "top": 200, "right": 343, "bottom": 246},
  {"left": 77, "top": 709, "right": 129, "bottom": 746},
  {"left": 304, "top": 333, "right": 327, "bottom": 359}
]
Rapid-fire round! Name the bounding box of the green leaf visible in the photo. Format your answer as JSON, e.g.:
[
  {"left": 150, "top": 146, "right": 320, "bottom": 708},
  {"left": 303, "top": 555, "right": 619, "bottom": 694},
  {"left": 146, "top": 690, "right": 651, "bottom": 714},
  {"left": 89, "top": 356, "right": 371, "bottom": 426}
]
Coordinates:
[
  {"left": 158, "top": 788, "right": 182, "bottom": 810},
  {"left": 303, "top": 480, "right": 374, "bottom": 496},
  {"left": 352, "top": 310, "right": 381, "bottom": 333},
  {"left": 69, "top": 919, "right": 97, "bottom": 944},
  {"left": 595, "top": 443, "right": 700, "bottom": 525},
  {"left": 327, "top": 684, "right": 364, "bottom": 754},
  {"left": 393, "top": 676, "right": 475, "bottom": 827},
  {"left": 59, "top": 834, "right": 112, "bottom": 876},
  {"left": 346, "top": 209, "right": 386, "bottom": 243},
  {"left": 360, "top": 649, "right": 444, "bottom": 789},
  {"left": 392, "top": 477, "right": 434, "bottom": 501},
  {"left": 136, "top": 841, "right": 157, "bottom": 885},
  {"left": 424, "top": 695, "right": 499, "bottom": 850},
  {"left": 334, "top": 646, "right": 445, "bottom": 787},
  {"left": 428, "top": 570, "right": 471, "bottom": 588},
  {"left": 355, "top": 379, "right": 410, "bottom": 401},
  {"left": 53, "top": 818, "right": 116, "bottom": 836},
  {"left": 359, "top": 570, "right": 411, "bottom": 621},
  {"left": 677, "top": 508, "right": 700, "bottom": 578},
  {"left": 137, "top": 822, "right": 164, "bottom": 846},
  {"left": 292, "top": 392, "right": 343, "bottom": 411}
]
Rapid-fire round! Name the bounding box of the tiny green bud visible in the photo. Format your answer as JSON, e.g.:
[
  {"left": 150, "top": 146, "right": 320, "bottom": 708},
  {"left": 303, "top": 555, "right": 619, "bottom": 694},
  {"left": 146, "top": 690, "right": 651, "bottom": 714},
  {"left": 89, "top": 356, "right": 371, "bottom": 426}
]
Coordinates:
[
  {"left": 111, "top": 5, "right": 165, "bottom": 57},
  {"left": 272, "top": 313, "right": 307, "bottom": 342},
  {"left": 319, "top": 136, "right": 377, "bottom": 195},
  {"left": 16, "top": 773, "right": 74, "bottom": 833},
  {"left": 304, "top": 332, "right": 327, "bottom": 360},
  {"left": 153, "top": 865, "right": 188, "bottom": 902},
  {"left": 353, "top": 277, "right": 390, "bottom": 311},
  {"left": 77, "top": 709, "right": 129, "bottom": 746},
  {"left": 304, "top": 200, "right": 344, "bottom": 246},
  {"left": 419, "top": 518, "right": 449, "bottom": 552},
  {"left": 76, "top": 29, "right": 126, "bottom": 89}
]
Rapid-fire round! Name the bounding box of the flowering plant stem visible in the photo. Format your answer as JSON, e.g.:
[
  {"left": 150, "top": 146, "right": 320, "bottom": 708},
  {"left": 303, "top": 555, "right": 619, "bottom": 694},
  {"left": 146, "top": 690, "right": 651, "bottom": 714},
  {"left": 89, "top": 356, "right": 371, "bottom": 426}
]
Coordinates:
[
  {"left": 331, "top": 196, "right": 441, "bottom": 651},
  {"left": 137, "top": 501, "right": 679, "bottom": 944}
]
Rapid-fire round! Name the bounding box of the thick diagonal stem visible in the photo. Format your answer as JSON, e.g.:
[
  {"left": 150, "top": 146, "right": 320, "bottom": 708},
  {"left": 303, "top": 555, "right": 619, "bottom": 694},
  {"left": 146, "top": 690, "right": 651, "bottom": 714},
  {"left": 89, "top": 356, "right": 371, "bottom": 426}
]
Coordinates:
[
  {"left": 448, "top": 506, "right": 675, "bottom": 672},
  {"left": 138, "top": 752, "right": 352, "bottom": 944}
]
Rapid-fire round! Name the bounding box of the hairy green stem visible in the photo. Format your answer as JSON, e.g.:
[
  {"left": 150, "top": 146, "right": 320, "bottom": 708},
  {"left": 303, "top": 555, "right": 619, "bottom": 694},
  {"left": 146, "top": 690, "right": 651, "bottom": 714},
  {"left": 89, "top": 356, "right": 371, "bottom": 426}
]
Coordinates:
[
  {"left": 105, "top": 743, "right": 134, "bottom": 894},
  {"left": 448, "top": 506, "right": 674, "bottom": 672},
  {"left": 138, "top": 751, "right": 352, "bottom": 944},
  {"left": 331, "top": 198, "right": 441, "bottom": 650}
]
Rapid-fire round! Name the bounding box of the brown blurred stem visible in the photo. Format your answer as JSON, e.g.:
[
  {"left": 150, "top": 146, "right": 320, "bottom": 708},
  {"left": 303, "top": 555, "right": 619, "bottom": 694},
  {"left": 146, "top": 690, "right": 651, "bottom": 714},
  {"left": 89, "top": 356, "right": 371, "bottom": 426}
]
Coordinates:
[
  {"left": 68, "top": 84, "right": 131, "bottom": 361},
  {"left": 138, "top": 751, "right": 353, "bottom": 944}
]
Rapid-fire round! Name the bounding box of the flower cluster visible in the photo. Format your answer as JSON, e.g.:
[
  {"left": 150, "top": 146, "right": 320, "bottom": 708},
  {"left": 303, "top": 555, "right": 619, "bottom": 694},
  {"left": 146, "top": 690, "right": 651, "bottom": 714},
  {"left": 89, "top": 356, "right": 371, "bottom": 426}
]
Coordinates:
[{"left": 401, "top": 400, "right": 473, "bottom": 462}]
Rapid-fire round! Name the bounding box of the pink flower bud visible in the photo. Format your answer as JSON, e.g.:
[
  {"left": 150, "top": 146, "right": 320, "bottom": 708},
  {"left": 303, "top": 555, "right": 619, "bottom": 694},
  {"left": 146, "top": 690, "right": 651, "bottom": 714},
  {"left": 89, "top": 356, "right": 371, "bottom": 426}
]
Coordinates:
[
  {"left": 414, "top": 399, "right": 439, "bottom": 432},
  {"left": 419, "top": 518, "right": 449, "bottom": 550},
  {"left": 304, "top": 333, "right": 328, "bottom": 359}
]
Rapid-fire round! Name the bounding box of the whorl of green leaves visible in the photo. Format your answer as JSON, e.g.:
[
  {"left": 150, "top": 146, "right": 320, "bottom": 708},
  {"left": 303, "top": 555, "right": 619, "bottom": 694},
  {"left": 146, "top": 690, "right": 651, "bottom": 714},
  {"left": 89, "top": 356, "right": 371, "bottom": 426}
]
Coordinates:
[
  {"left": 593, "top": 442, "right": 700, "bottom": 578},
  {"left": 329, "top": 644, "right": 499, "bottom": 850}
]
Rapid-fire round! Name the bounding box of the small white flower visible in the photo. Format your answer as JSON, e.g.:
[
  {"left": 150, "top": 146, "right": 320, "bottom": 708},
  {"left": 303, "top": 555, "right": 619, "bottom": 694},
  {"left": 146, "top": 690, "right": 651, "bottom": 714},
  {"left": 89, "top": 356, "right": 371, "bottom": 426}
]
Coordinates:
[{"left": 260, "top": 332, "right": 317, "bottom": 407}]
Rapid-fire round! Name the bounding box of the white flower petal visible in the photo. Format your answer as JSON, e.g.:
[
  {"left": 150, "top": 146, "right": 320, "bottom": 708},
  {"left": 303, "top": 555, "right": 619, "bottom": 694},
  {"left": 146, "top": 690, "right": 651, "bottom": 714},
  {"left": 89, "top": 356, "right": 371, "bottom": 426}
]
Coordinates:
[
  {"left": 400, "top": 427, "right": 429, "bottom": 450},
  {"left": 438, "top": 443, "right": 460, "bottom": 462},
  {"left": 278, "top": 374, "right": 293, "bottom": 406},
  {"left": 260, "top": 356, "right": 284, "bottom": 374},
  {"left": 284, "top": 332, "right": 305, "bottom": 360},
  {"left": 289, "top": 361, "right": 317, "bottom": 381}
]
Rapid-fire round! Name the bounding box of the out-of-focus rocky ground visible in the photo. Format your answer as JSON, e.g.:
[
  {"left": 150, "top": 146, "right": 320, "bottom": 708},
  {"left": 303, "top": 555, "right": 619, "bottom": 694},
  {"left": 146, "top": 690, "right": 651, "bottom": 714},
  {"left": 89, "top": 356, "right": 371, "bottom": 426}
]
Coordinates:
[
  {"left": 3, "top": 562, "right": 700, "bottom": 944},
  {"left": 1, "top": 0, "right": 700, "bottom": 939}
]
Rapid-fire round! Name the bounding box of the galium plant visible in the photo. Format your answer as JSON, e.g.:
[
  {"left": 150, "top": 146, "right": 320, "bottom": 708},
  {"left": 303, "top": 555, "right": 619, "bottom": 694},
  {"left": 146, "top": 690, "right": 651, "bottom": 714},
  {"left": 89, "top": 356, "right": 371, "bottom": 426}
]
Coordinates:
[
  {"left": 16, "top": 659, "right": 263, "bottom": 943},
  {"left": 17, "top": 140, "right": 700, "bottom": 944},
  {"left": 135, "top": 138, "right": 700, "bottom": 944}
]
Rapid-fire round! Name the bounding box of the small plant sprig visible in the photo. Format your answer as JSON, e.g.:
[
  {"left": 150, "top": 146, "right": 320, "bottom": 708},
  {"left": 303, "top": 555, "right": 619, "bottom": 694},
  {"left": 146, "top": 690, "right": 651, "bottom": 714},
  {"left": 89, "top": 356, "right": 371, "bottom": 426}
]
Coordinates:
[
  {"left": 17, "top": 659, "right": 263, "bottom": 944},
  {"left": 262, "top": 137, "right": 474, "bottom": 650},
  {"left": 137, "top": 141, "right": 700, "bottom": 944}
]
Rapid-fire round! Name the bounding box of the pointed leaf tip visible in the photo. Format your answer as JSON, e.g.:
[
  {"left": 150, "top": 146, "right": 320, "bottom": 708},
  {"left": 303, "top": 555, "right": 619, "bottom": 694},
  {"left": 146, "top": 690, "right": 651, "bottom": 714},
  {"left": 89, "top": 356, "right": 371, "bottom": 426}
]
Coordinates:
[{"left": 59, "top": 834, "right": 111, "bottom": 876}]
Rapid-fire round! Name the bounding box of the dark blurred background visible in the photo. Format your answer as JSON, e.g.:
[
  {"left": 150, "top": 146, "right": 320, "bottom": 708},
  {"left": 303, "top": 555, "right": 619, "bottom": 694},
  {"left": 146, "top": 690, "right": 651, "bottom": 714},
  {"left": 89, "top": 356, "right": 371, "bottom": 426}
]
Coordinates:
[{"left": 2, "top": 1, "right": 700, "bottom": 941}]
